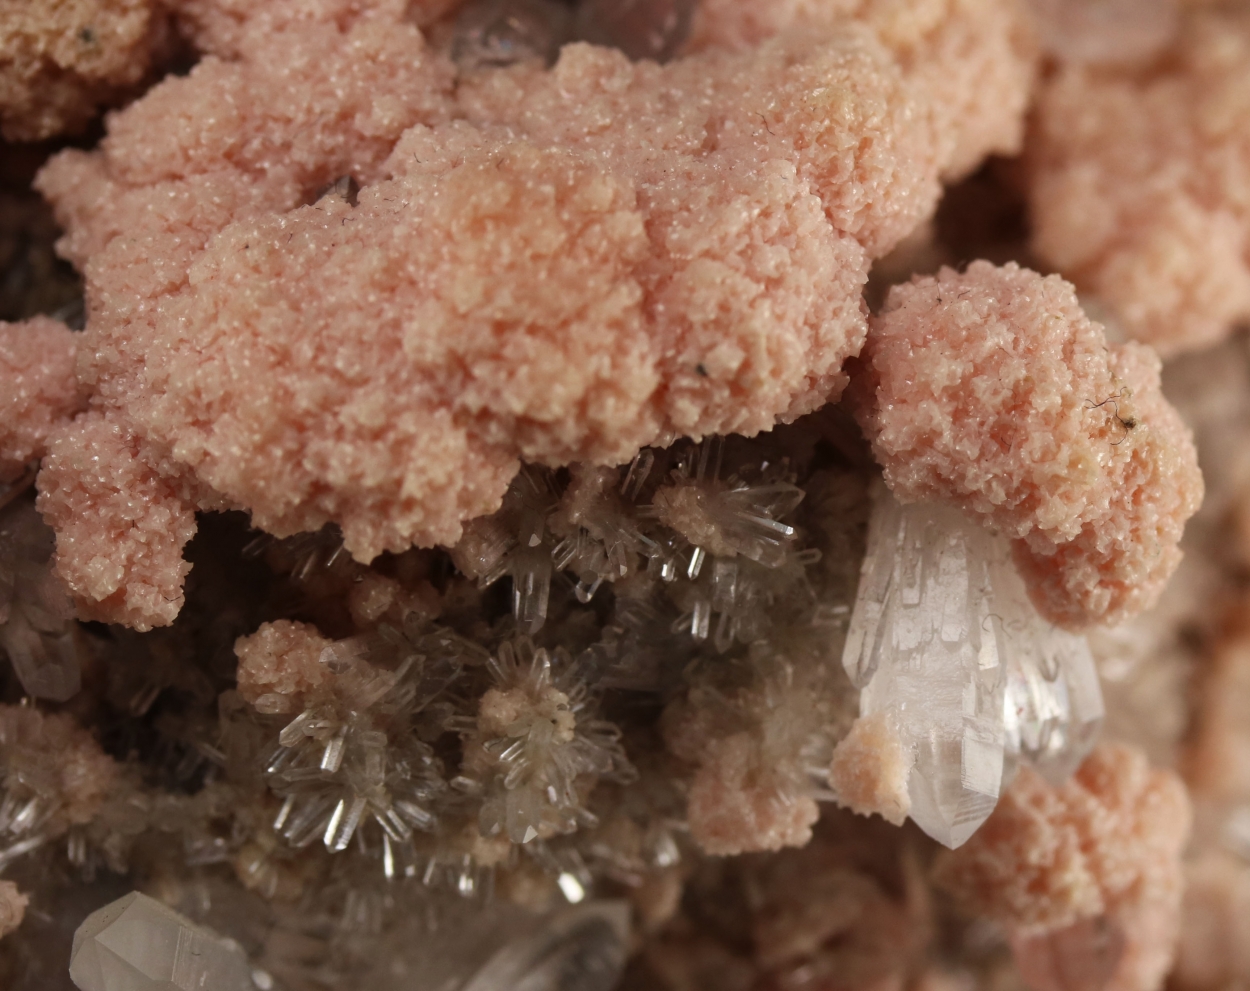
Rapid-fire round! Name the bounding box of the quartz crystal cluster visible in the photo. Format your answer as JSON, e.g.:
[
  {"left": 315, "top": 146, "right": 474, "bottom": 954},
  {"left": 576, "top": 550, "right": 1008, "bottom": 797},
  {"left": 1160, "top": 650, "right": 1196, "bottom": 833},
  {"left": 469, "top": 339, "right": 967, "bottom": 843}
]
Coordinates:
[
  {"left": 839, "top": 487, "right": 1104, "bottom": 848},
  {"left": 0, "top": 0, "right": 1243, "bottom": 990}
]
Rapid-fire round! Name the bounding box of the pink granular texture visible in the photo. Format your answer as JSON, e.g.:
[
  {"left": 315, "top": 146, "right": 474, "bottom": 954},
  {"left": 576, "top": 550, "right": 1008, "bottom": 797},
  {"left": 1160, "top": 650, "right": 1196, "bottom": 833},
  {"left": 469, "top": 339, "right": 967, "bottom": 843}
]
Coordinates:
[
  {"left": 680, "top": 731, "right": 820, "bottom": 856},
  {"left": 34, "top": 0, "right": 1027, "bottom": 629},
  {"left": 857, "top": 261, "right": 1203, "bottom": 628},
  {"left": 828, "top": 710, "right": 910, "bottom": 826},
  {"left": 934, "top": 743, "right": 1191, "bottom": 991},
  {"left": 1028, "top": 5, "right": 1250, "bottom": 356},
  {"left": 0, "top": 317, "right": 82, "bottom": 484},
  {"left": 234, "top": 619, "right": 334, "bottom": 714},
  {"left": 0, "top": 703, "right": 118, "bottom": 829},
  {"left": 0, "top": 0, "right": 170, "bottom": 140},
  {"left": 37, "top": 413, "right": 196, "bottom": 631},
  {"left": 170, "top": 0, "right": 462, "bottom": 57},
  {"left": 684, "top": 0, "right": 1039, "bottom": 182}
]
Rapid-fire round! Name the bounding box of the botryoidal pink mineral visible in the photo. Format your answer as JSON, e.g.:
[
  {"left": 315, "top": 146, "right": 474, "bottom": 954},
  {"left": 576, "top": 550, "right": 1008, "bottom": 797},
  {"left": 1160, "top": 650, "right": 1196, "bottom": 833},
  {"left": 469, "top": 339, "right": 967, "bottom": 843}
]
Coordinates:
[
  {"left": 0, "top": 1, "right": 1237, "bottom": 990},
  {"left": 31, "top": 0, "right": 1036, "bottom": 630}
]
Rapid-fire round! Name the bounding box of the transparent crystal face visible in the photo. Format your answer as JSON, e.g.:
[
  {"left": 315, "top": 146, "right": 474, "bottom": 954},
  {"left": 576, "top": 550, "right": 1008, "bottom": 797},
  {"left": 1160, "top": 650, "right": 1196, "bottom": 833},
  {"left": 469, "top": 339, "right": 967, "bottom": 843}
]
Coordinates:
[
  {"left": 69, "top": 892, "right": 258, "bottom": 991},
  {"left": 842, "top": 486, "right": 1104, "bottom": 848},
  {"left": 462, "top": 903, "right": 629, "bottom": 991},
  {"left": 0, "top": 500, "right": 81, "bottom": 702}
]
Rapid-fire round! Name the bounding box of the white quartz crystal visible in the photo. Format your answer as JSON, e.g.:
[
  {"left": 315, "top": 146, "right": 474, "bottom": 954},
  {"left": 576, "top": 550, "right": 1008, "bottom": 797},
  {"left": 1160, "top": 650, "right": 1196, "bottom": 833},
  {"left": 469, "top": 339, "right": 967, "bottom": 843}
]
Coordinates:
[
  {"left": 69, "top": 892, "right": 257, "bottom": 991},
  {"left": 842, "top": 486, "right": 1104, "bottom": 848}
]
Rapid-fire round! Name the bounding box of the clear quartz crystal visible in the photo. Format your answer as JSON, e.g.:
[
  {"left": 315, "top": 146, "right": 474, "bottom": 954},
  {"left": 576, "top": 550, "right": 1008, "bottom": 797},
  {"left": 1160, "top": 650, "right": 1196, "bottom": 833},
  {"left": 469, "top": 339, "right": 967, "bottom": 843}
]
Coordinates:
[
  {"left": 69, "top": 891, "right": 258, "bottom": 991},
  {"left": 997, "top": 563, "right": 1105, "bottom": 786},
  {"left": 842, "top": 486, "right": 1103, "bottom": 848},
  {"left": 0, "top": 501, "right": 81, "bottom": 701},
  {"left": 461, "top": 902, "right": 629, "bottom": 991}
]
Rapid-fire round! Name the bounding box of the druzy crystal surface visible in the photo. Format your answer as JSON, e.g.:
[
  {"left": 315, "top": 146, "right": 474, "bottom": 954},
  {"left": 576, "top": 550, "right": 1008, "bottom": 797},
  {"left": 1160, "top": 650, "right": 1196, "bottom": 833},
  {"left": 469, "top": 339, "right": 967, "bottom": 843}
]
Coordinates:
[
  {"left": 843, "top": 487, "right": 1104, "bottom": 847},
  {"left": 0, "top": 0, "right": 1241, "bottom": 988},
  {"left": 69, "top": 892, "right": 257, "bottom": 991}
]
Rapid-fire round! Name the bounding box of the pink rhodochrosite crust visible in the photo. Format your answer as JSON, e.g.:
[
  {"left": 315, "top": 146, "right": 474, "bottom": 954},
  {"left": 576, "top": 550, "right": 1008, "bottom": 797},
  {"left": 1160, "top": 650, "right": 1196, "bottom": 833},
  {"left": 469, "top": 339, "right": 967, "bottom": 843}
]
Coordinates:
[
  {"left": 934, "top": 744, "right": 1191, "bottom": 991},
  {"left": 857, "top": 261, "right": 1203, "bottom": 628},
  {"left": 828, "top": 710, "right": 910, "bottom": 826},
  {"left": 684, "top": 0, "right": 1038, "bottom": 181},
  {"left": 1029, "top": 4, "right": 1250, "bottom": 356},
  {"left": 37, "top": 413, "right": 197, "bottom": 631},
  {"left": 33, "top": 0, "right": 1034, "bottom": 629},
  {"left": 0, "top": 0, "right": 170, "bottom": 140},
  {"left": 0, "top": 317, "right": 83, "bottom": 483},
  {"left": 233, "top": 619, "right": 335, "bottom": 715},
  {"left": 0, "top": 703, "right": 118, "bottom": 829}
]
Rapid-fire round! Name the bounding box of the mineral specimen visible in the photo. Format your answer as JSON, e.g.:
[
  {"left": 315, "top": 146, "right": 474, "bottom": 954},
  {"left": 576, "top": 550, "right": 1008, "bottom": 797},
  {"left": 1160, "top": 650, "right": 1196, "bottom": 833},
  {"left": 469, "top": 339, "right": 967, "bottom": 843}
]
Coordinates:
[
  {"left": 0, "top": 317, "right": 82, "bottom": 484},
  {"left": 0, "top": 0, "right": 1239, "bottom": 988},
  {"left": 935, "top": 743, "right": 1191, "bottom": 991}
]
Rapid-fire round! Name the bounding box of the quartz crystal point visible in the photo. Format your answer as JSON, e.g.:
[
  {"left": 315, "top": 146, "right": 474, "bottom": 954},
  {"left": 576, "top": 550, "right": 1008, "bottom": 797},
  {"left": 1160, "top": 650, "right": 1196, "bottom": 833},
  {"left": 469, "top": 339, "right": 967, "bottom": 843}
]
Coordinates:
[
  {"left": 842, "top": 486, "right": 1104, "bottom": 848},
  {"left": 69, "top": 892, "right": 258, "bottom": 991}
]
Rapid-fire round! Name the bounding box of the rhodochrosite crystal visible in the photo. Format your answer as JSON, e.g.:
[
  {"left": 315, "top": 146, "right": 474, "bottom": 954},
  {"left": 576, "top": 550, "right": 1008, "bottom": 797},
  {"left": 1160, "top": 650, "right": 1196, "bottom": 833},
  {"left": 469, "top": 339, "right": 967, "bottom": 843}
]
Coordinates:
[
  {"left": 1028, "top": 3, "right": 1250, "bottom": 356},
  {"left": 857, "top": 262, "right": 1203, "bottom": 628}
]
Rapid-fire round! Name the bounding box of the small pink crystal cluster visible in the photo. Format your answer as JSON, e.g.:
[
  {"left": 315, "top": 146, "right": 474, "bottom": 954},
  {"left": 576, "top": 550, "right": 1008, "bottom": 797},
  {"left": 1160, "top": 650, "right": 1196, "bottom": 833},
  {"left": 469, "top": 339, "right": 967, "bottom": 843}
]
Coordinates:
[
  {"left": 856, "top": 261, "right": 1203, "bottom": 627},
  {"left": 0, "top": 317, "right": 82, "bottom": 484},
  {"left": 936, "top": 744, "right": 1192, "bottom": 991},
  {"left": 1029, "top": 3, "right": 1250, "bottom": 356},
  {"left": 25, "top": 0, "right": 1039, "bottom": 630},
  {"left": 0, "top": 703, "right": 120, "bottom": 929},
  {"left": 0, "top": 0, "right": 170, "bottom": 141}
]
